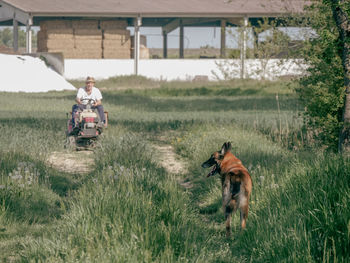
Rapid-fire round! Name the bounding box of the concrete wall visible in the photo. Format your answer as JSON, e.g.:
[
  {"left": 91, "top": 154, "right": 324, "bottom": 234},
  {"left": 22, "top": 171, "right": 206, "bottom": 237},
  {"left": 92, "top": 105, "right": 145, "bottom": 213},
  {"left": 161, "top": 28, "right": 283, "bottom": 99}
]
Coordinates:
[{"left": 64, "top": 59, "right": 307, "bottom": 81}]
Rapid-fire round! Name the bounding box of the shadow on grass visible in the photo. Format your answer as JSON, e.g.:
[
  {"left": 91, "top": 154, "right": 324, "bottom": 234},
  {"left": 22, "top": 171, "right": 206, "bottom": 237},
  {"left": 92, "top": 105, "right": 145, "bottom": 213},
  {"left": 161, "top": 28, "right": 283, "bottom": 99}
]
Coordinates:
[
  {"left": 0, "top": 117, "right": 67, "bottom": 131},
  {"left": 104, "top": 93, "right": 301, "bottom": 112},
  {"left": 55, "top": 91, "right": 301, "bottom": 113},
  {"left": 0, "top": 151, "right": 84, "bottom": 224},
  {"left": 114, "top": 119, "right": 197, "bottom": 132},
  {"left": 199, "top": 197, "right": 221, "bottom": 215},
  {"left": 139, "top": 86, "right": 262, "bottom": 97}
]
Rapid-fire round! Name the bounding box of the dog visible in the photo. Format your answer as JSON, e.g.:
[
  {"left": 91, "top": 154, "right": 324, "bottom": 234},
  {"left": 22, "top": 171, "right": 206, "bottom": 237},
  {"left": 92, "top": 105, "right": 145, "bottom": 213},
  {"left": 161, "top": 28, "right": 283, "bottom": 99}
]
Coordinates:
[{"left": 201, "top": 142, "right": 252, "bottom": 237}]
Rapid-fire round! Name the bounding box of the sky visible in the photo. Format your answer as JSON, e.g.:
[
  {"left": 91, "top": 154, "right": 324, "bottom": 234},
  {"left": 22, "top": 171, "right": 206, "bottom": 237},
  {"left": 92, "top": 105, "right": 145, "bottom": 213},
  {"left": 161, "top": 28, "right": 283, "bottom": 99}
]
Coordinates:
[{"left": 128, "top": 27, "right": 243, "bottom": 49}]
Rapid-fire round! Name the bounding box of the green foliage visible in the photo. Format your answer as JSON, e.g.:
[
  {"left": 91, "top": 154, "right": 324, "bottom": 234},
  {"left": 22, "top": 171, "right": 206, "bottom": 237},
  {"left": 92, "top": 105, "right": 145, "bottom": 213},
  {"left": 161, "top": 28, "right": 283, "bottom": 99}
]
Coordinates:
[
  {"left": 252, "top": 18, "right": 291, "bottom": 60},
  {"left": 296, "top": 1, "right": 347, "bottom": 150},
  {"left": 0, "top": 27, "right": 37, "bottom": 48},
  {"left": 220, "top": 18, "right": 292, "bottom": 80},
  {"left": 0, "top": 28, "right": 13, "bottom": 47}
]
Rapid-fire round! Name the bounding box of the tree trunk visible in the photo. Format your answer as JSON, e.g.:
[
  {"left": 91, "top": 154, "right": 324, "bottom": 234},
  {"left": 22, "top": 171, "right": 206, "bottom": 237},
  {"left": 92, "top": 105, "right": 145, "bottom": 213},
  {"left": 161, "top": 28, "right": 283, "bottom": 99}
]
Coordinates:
[{"left": 331, "top": 0, "right": 350, "bottom": 153}]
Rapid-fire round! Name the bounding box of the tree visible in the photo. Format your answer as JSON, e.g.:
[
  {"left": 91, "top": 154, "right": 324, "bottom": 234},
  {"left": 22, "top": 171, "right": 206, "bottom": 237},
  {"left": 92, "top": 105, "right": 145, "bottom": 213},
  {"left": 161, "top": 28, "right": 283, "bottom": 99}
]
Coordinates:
[
  {"left": 250, "top": 18, "right": 291, "bottom": 80},
  {"left": 212, "top": 18, "right": 291, "bottom": 80},
  {"left": 296, "top": 0, "right": 349, "bottom": 151},
  {"left": 328, "top": 0, "right": 350, "bottom": 153},
  {"left": 0, "top": 28, "right": 13, "bottom": 46},
  {"left": 0, "top": 27, "right": 37, "bottom": 49}
]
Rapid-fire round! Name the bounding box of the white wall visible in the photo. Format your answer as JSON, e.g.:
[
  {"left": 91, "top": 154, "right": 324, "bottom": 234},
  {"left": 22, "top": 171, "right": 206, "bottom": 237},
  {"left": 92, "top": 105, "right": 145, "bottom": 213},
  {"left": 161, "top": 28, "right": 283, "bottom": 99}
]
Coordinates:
[{"left": 64, "top": 59, "right": 307, "bottom": 81}]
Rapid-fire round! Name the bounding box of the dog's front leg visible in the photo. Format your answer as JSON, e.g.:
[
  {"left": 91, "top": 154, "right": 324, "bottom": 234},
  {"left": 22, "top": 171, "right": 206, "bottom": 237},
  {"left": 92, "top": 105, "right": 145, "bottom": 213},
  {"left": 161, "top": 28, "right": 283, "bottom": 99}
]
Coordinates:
[{"left": 222, "top": 175, "right": 232, "bottom": 237}]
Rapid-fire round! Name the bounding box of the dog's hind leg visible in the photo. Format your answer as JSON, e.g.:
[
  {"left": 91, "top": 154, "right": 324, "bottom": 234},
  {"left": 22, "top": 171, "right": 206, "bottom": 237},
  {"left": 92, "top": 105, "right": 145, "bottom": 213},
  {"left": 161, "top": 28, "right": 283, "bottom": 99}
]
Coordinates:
[
  {"left": 222, "top": 176, "right": 233, "bottom": 237},
  {"left": 240, "top": 206, "right": 248, "bottom": 229},
  {"left": 224, "top": 205, "right": 232, "bottom": 237},
  {"left": 225, "top": 199, "right": 238, "bottom": 237},
  {"left": 239, "top": 202, "right": 249, "bottom": 229}
]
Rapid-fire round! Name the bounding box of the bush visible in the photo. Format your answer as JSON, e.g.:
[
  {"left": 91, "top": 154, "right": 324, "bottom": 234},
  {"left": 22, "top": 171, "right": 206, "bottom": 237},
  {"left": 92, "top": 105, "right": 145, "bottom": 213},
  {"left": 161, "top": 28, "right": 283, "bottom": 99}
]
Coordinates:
[{"left": 296, "top": 2, "right": 345, "bottom": 150}]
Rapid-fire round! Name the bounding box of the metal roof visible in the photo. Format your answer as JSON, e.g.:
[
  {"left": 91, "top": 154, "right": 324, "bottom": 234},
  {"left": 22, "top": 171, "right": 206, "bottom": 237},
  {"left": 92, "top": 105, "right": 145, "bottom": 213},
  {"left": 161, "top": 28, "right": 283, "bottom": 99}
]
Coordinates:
[{"left": 1, "top": 0, "right": 307, "bottom": 17}]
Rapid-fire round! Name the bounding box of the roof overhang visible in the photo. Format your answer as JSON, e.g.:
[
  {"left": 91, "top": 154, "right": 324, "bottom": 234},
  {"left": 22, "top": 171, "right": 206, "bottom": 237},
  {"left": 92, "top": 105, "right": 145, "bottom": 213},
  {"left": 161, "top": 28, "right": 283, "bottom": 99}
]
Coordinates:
[
  {"left": 0, "top": 1, "right": 31, "bottom": 24},
  {"left": 0, "top": 0, "right": 308, "bottom": 27}
]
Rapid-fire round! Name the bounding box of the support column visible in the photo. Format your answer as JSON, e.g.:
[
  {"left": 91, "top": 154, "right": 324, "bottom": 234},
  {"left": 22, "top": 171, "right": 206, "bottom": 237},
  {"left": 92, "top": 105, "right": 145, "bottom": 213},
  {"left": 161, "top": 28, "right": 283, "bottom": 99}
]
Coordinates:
[
  {"left": 163, "top": 30, "right": 168, "bottom": 58},
  {"left": 220, "top": 19, "right": 226, "bottom": 58},
  {"left": 240, "top": 16, "right": 248, "bottom": 79},
  {"left": 134, "top": 15, "right": 142, "bottom": 75},
  {"left": 179, "top": 19, "right": 184, "bottom": 59},
  {"left": 13, "top": 18, "right": 18, "bottom": 52},
  {"left": 26, "top": 17, "right": 33, "bottom": 53}
]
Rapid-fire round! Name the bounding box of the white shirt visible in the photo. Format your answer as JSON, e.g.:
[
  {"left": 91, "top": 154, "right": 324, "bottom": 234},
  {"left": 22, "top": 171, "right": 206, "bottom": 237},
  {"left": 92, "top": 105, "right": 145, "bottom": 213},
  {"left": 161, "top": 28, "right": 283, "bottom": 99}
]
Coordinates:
[{"left": 76, "top": 86, "right": 102, "bottom": 105}]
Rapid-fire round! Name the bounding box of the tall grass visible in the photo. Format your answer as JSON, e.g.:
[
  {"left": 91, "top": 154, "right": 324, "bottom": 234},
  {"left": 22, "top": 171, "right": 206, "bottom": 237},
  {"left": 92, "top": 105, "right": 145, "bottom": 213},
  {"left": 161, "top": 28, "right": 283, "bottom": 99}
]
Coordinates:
[
  {"left": 0, "top": 78, "right": 349, "bottom": 262},
  {"left": 21, "top": 132, "right": 213, "bottom": 262},
  {"left": 173, "top": 123, "right": 350, "bottom": 262}
]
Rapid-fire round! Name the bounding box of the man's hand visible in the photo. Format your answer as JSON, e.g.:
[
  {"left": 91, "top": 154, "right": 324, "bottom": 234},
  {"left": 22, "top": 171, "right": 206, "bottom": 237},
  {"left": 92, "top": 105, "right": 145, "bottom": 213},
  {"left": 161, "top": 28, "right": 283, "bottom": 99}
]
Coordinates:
[{"left": 94, "top": 100, "right": 101, "bottom": 106}]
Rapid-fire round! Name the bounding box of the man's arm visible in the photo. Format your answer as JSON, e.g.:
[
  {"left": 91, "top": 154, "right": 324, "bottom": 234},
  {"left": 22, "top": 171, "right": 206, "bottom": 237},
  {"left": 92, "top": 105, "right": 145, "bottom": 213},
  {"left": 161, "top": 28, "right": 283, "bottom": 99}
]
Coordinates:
[
  {"left": 75, "top": 97, "right": 82, "bottom": 104},
  {"left": 93, "top": 88, "right": 103, "bottom": 106},
  {"left": 76, "top": 88, "right": 83, "bottom": 104}
]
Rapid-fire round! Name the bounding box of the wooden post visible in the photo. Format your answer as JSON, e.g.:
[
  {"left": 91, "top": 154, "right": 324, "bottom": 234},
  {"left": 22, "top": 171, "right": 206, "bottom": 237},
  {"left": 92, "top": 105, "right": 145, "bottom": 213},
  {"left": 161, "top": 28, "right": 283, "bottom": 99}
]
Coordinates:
[
  {"left": 240, "top": 16, "right": 248, "bottom": 79},
  {"left": 13, "top": 18, "right": 18, "bottom": 52},
  {"left": 163, "top": 30, "right": 168, "bottom": 58},
  {"left": 179, "top": 19, "right": 184, "bottom": 58},
  {"left": 26, "top": 17, "right": 32, "bottom": 53},
  {"left": 134, "top": 16, "right": 142, "bottom": 75},
  {"left": 220, "top": 19, "right": 226, "bottom": 58}
]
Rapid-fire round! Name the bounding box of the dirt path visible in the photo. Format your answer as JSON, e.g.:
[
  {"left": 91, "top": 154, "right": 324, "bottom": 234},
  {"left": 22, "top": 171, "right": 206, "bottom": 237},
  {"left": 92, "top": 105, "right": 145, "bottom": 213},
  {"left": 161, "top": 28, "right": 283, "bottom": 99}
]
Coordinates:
[
  {"left": 153, "top": 144, "right": 187, "bottom": 175},
  {"left": 152, "top": 137, "right": 192, "bottom": 189},
  {"left": 47, "top": 138, "right": 190, "bottom": 188},
  {"left": 47, "top": 151, "right": 94, "bottom": 174}
]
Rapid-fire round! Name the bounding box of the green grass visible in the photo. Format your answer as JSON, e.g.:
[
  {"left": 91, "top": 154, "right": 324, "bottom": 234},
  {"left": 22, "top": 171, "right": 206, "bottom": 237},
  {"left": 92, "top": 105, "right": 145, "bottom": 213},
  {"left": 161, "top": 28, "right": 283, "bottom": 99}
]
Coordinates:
[{"left": 0, "top": 77, "right": 349, "bottom": 262}]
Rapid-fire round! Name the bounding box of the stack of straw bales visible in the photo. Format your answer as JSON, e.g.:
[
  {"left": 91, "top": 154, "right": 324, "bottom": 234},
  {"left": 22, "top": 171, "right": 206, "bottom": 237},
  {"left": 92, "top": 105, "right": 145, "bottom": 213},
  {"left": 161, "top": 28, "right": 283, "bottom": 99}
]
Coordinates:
[
  {"left": 130, "top": 35, "right": 150, "bottom": 59},
  {"left": 71, "top": 20, "right": 102, "bottom": 59},
  {"left": 37, "top": 20, "right": 75, "bottom": 55},
  {"left": 101, "top": 20, "right": 131, "bottom": 59},
  {"left": 37, "top": 20, "right": 132, "bottom": 59}
]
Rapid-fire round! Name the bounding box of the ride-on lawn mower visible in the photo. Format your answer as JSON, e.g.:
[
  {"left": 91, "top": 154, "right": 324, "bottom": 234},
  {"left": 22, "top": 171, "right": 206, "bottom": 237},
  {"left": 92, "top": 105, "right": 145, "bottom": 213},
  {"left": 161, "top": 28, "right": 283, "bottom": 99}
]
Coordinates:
[{"left": 65, "top": 99, "right": 108, "bottom": 150}]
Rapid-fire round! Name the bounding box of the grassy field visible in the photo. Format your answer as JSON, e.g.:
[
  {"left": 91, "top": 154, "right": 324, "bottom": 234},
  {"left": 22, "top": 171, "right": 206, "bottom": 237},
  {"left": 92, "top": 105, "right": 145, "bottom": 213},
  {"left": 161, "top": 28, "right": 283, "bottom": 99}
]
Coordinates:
[{"left": 0, "top": 77, "right": 349, "bottom": 262}]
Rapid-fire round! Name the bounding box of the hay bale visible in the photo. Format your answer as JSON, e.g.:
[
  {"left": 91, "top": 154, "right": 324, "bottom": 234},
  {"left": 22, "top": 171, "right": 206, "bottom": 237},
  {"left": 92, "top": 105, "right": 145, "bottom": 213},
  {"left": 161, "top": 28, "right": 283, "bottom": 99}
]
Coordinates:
[
  {"left": 100, "top": 20, "right": 128, "bottom": 30},
  {"left": 72, "top": 20, "right": 99, "bottom": 29},
  {"left": 40, "top": 20, "right": 73, "bottom": 30},
  {"left": 130, "top": 45, "right": 150, "bottom": 59},
  {"left": 37, "top": 38, "right": 75, "bottom": 52},
  {"left": 64, "top": 49, "right": 102, "bottom": 59},
  {"left": 38, "top": 28, "right": 74, "bottom": 37},
  {"left": 103, "top": 39, "right": 131, "bottom": 48},
  {"left": 74, "top": 39, "right": 102, "bottom": 48},
  {"left": 44, "top": 41, "right": 75, "bottom": 50},
  {"left": 103, "top": 49, "right": 131, "bottom": 59},
  {"left": 38, "top": 19, "right": 137, "bottom": 59},
  {"left": 103, "top": 29, "right": 130, "bottom": 39},
  {"left": 130, "top": 35, "right": 147, "bottom": 47},
  {"left": 74, "top": 29, "right": 102, "bottom": 41}
]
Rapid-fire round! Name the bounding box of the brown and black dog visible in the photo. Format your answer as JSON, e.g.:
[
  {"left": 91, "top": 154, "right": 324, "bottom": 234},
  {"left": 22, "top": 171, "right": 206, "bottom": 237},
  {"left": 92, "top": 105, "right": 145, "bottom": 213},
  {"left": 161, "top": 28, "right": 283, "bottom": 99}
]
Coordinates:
[{"left": 201, "top": 142, "right": 252, "bottom": 237}]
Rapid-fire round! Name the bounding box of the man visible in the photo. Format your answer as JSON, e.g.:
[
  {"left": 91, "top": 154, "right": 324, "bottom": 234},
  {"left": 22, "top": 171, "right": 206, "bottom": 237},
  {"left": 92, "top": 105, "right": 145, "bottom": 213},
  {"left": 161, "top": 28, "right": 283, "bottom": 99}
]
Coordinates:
[{"left": 72, "top": 76, "right": 106, "bottom": 129}]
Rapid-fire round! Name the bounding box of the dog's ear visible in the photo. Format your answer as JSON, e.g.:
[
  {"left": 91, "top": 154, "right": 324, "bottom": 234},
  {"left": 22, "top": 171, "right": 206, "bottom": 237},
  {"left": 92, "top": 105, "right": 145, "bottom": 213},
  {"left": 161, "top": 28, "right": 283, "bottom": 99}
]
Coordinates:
[
  {"left": 220, "top": 142, "right": 232, "bottom": 155},
  {"left": 226, "top": 142, "right": 232, "bottom": 152}
]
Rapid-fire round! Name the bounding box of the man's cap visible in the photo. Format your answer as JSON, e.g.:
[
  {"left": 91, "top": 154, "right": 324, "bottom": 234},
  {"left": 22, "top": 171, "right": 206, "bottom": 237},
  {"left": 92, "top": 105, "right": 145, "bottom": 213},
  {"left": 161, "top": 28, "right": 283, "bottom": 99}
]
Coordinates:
[{"left": 86, "top": 76, "right": 95, "bottom": 83}]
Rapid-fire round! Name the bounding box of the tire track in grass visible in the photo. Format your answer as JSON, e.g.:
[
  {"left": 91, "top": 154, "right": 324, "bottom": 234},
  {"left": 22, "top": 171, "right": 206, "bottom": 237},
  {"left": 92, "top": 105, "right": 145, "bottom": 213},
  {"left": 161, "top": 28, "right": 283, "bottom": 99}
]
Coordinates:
[
  {"left": 47, "top": 151, "right": 94, "bottom": 174},
  {"left": 152, "top": 135, "right": 192, "bottom": 189}
]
